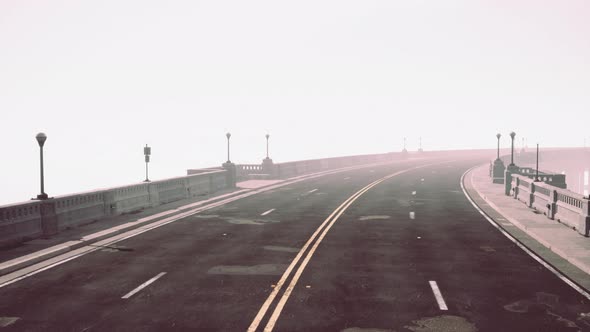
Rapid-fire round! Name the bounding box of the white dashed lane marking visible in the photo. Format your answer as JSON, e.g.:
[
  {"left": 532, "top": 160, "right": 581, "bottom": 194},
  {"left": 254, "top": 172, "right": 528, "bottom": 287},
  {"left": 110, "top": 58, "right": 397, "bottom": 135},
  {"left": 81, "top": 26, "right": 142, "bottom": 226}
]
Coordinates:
[
  {"left": 261, "top": 209, "right": 276, "bottom": 216},
  {"left": 429, "top": 281, "right": 449, "bottom": 310},
  {"left": 122, "top": 272, "right": 167, "bottom": 299},
  {"left": 307, "top": 189, "right": 318, "bottom": 194},
  {"left": 410, "top": 212, "right": 416, "bottom": 220}
]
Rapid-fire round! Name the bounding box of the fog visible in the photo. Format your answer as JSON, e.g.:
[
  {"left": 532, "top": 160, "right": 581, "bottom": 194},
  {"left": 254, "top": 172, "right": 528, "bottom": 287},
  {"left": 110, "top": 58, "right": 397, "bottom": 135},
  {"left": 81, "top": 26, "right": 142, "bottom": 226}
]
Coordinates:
[{"left": 1, "top": 1, "right": 589, "bottom": 204}]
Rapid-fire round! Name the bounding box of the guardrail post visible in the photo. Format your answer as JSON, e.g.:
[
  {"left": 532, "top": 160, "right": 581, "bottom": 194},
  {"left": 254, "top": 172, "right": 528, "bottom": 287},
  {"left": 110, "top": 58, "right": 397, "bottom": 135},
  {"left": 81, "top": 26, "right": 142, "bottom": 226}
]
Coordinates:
[
  {"left": 529, "top": 182, "right": 535, "bottom": 208},
  {"left": 547, "top": 190, "right": 557, "bottom": 220}
]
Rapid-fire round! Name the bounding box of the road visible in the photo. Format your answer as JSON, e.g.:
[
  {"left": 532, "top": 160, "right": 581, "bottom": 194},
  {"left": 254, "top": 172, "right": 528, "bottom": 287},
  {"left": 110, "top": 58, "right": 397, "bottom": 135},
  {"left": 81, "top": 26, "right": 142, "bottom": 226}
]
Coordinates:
[{"left": 1, "top": 158, "right": 589, "bottom": 331}]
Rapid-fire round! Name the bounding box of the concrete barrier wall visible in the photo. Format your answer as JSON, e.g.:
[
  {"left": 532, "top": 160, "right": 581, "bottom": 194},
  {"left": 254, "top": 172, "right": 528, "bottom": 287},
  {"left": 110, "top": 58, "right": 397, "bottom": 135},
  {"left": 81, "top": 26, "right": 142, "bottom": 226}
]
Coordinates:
[
  {"left": 0, "top": 169, "right": 228, "bottom": 247},
  {"left": 512, "top": 174, "right": 590, "bottom": 236}
]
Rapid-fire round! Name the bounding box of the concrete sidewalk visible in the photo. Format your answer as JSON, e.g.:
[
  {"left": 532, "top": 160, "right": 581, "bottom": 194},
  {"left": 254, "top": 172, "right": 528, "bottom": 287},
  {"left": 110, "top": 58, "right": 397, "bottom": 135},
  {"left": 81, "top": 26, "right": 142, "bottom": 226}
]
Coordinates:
[{"left": 467, "top": 164, "right": 590, "bottom": 283}]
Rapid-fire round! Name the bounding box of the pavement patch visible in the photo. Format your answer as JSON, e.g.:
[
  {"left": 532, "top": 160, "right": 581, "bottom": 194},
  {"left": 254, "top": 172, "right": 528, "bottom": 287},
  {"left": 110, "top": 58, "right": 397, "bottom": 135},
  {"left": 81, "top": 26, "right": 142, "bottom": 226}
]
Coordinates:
[
  {"left": 358, "top": 215, "right": 391, "bottom": 221},
  {"left": 263, "top": 246, "right": 300, "bottom": 253},
  {"left": 208, "top": 264, "right": 287, "bottom": 275},
  {"left": 195, "top": 215, "right": 221, "bottom": 219},
  {"left": 0, "top": 317, "right": 20, "bottom": 328},
  {"left": 225, "top": 218, "right": 280, "bottom": 226},
  {"left": 405, "top": 315, "right": 477, "bottom": 332},
  {"left": 341, "top": 328, "right": 395, "bottom": 332}
]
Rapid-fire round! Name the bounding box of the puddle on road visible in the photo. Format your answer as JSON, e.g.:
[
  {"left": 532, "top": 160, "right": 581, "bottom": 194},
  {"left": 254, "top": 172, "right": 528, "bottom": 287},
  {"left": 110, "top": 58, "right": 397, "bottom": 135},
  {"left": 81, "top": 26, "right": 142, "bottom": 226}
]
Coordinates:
[
  {"left": 208, "top": 264, "right": 287, "bottom": 275},
  {"left": 405, "top": 315, "right": 477, "bottom": 332},
  {"left": 359, "top": 215, "right": 391, "bottom": 221},
  {"left": 263, "top": 246, "right": 299, "bottom": 253}
]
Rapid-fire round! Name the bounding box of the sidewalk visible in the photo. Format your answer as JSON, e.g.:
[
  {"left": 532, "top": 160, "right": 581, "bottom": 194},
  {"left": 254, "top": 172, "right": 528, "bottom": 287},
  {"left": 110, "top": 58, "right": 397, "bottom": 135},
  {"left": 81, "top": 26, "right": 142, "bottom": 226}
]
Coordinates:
[{"left": 466, "top": 164, "right": 590, "bottom": 287}]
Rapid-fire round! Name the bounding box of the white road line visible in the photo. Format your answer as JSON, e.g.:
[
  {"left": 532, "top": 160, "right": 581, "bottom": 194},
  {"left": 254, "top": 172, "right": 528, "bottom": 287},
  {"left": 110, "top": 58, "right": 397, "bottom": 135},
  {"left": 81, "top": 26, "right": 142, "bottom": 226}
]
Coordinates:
[
  {"left": 461, "top": 166, "right": 590, "bottom": 300},
  {"left": 429, "top": 281, "right": 448, "bottom": 310},
  {"left": 249, "top": 161, "right": 453, "bottom": 332},
  {"left": 412, "top": 191, "right": 416, "bottom": 195},
  {"left": 307, "top": 189, "right": 318, "bottom": 194},
  {"left": 344, "top": 177, "right": 351, "bottom": 180},
  {"left": 410, "top": 212, "right": 416, "bottom": 220},
  {"left": 122, "top": 272, "right": 167, "bottom": 299},
  {"left": 261, "top": 209, "right": 276, "bottom": 216}
]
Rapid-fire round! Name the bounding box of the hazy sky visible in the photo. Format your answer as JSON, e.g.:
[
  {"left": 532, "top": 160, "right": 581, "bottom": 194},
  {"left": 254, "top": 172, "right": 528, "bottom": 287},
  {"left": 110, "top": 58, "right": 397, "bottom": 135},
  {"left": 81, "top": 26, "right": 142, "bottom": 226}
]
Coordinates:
[{"left": 1, "top": 0, "right": 589, "bottom": 204}]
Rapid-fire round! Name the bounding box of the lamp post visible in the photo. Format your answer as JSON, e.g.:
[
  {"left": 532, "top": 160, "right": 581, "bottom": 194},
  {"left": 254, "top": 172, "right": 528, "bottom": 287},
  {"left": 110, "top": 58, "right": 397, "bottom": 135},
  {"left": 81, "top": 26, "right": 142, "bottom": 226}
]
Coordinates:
[
  {"left": 144, "top": 144, "right": 151, "bottom": 182},
  {"left": 496, "top": 133, "right": 501, "bottom": 160},
  {"left": 265, "top": 134, "right": 270, "bottom": 159},
  {"left": 535, "top": 143, "right": 540, "bottom": 182},
  {"left": 226, "top": 132, "right": 232, "bottom": 163},
  {"left": 36, "top": 133, "right": 48, "bottom": 200},
  {"left": 509, "top": 132, "right": 516, "bottom": 166}
]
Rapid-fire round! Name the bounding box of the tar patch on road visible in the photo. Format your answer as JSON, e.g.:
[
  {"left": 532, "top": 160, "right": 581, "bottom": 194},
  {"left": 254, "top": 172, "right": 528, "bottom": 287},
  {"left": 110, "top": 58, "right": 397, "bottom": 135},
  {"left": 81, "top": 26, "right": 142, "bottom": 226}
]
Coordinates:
[
  {"left": 358, "top": 215, "right": 391, "bottom": 221},
  {"left": 405, "top": 315, "right": 477, "bottom": 332},
  {"left": 207, "top": 264, "right": 288, "bottom": 275},
  {"left": 504, "top": 292, "right": 586, "bottom": 330}
]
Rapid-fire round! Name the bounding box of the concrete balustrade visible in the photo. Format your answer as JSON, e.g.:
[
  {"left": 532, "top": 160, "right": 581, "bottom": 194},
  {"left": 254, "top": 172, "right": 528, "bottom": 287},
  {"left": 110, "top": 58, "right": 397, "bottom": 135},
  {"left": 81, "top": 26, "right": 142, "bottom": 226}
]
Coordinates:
[
  {"left": 512, "top": 174, "right": 590, "bottom": 236},
  {"left": 0, "top": 169, "right": 229, "bottom": 247}
]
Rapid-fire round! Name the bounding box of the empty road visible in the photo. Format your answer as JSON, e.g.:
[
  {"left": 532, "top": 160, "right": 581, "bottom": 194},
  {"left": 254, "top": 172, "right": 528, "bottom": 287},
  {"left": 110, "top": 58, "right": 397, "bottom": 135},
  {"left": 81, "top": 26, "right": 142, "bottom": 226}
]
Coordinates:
[{"left": 1, "top": 157, "right": 589, "bottom": 331}]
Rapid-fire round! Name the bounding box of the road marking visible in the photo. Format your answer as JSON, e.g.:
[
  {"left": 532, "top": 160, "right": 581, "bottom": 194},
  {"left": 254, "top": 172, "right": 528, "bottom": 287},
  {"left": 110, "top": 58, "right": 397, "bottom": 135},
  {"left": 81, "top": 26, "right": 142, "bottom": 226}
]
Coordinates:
[
  {"left": 412, "top": 191, "right": 416, "bottom": 195},
  {"left": 307, "top": 189, "right": 318, "bottom": 194},
  {"left": 410, "top": 212, "right": 416, "bottom": 219},
  {"left": 461, "top": 166, "right": 590, "bottom": 301},
  {"left": 344, "top": 177, "right": 351, "bottom": 180},
  {"left": 122, "top": 272, "right": 167, "bottom": 299},
  {"left": 261, "top": 209, "right": 276, "bottom": 216},
  {"left": 0, "top": 160, "right": 401, "bottom": 289},
  {"left": 248, "top": 162, "right": 449, "bottom": 332},
  {"left": 429, "top": 281, "right": 448, "bottom": 310}
]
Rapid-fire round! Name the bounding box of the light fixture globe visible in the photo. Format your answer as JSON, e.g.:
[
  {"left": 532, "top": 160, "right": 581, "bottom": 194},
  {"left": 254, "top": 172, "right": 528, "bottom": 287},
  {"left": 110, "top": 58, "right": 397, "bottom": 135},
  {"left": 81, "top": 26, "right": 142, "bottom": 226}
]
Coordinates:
[{"left": 36, "top": 132, "right": 47, "bottom": 147}]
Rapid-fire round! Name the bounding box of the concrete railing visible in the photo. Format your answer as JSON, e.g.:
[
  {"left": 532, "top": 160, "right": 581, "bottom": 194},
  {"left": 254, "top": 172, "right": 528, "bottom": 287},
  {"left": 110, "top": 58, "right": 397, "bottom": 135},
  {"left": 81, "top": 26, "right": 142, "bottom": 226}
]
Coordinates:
[
  {"left": 0, "top": 169, "right": 229, "bottom": 247},
  {"left": 512, "top": 174, "right": 590, "bottom": 236}
]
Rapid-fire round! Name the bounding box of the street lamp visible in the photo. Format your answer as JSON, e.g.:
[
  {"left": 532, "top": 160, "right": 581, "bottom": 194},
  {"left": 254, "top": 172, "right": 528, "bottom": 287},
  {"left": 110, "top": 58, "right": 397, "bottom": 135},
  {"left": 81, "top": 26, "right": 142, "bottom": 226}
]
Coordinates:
[
  {"left": 496, "top": 133, "right": 501, "bottom": 160},
  {"left": 265, "top": 133, "right": 270, "bottom": 159},
  {"left": 35, "top": 132, "right": 48, "bottom": 200},
  {"left": 226, "top": 132, "right": 232, "bottom": 163},
  {"left": 509, "top": 132, "right": 516, "bottom": 166},
  {"left": 144, "top": 144, "right": 151, "bottom": 182},
  {"left": 535, "top": 143, "right": 540, "bottom": 182}
]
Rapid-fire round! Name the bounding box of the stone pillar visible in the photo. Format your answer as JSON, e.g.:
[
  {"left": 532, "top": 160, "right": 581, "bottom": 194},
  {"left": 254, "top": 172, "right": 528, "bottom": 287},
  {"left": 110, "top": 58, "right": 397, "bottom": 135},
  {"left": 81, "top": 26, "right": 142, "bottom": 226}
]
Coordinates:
[
  {"left": 40, "top": 200, "right": 58, "bottom": 237},
  {"left": 505, "top": 164, "right": 519, "bottom": 196},
  {"left": 547, "top": 190, "right": 557, "bottom": 220},
  {"left": 578, "top": 199, "right": 590, "bottom": 237},
  {"left": 223, "top": 162, "right": 237, "bottom": 188},
  {"left": 262, "top": 158, "right": 276, "bottom": 178},
  {"left": 492, "top": 159, "right": 506, "bottom": 184}
]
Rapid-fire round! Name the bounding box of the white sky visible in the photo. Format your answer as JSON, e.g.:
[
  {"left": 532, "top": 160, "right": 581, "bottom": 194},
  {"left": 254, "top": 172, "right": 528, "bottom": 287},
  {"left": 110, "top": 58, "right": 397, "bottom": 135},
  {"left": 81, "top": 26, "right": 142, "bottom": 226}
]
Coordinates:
[{"left": 1, "top": 0, "right": 589, "bottom": 204}]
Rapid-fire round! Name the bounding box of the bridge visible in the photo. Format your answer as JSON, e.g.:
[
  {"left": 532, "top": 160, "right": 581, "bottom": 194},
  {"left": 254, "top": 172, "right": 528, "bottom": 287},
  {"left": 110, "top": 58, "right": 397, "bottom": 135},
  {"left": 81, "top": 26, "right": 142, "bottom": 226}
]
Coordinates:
[{"left": 0, "top": 141, "right": 590, "bottom": 331}]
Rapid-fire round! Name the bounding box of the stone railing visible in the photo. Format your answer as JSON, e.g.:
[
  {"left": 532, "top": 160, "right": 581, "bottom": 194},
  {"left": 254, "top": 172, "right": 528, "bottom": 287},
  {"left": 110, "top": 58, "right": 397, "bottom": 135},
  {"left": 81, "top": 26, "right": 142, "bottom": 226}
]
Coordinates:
[
  {"left": 0, "top": 168, "right": 229, "bottom": 247},
  {"left": 512, "top": 174, "right": 590, "bottom": 236}
]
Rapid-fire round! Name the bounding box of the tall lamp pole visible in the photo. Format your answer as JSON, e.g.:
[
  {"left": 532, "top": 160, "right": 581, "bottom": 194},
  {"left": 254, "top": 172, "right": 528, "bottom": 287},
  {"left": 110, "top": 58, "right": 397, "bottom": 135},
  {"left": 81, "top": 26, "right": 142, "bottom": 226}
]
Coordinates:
[
  {"left": 265, "top": 134, "right": 270, "bottom": 159},
  {"left": 535, "top": 143, "right": 540, "bottom": 182},
  {"left": 509, "top": 132, "right": 516, "bottom": 166},
  {"left": 144, "top": 144, "right": 151, "bottom": 182},
  {"left": 226, "top": 132, "right": 232, "bottom": 163},
  {"left": 36, "top": 133, "right": 48, "bottom": 200},
  {"left": 496, "top": 133, "right": 501, "bottom": 160}
]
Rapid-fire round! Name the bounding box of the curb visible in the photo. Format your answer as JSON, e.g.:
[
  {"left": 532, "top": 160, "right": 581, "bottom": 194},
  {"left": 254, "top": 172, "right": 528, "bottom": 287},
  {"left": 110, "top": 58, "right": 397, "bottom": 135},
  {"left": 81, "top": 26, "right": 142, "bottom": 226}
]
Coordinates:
[{"left": 466, "top": 165, "right": 590, "bottom": 278}]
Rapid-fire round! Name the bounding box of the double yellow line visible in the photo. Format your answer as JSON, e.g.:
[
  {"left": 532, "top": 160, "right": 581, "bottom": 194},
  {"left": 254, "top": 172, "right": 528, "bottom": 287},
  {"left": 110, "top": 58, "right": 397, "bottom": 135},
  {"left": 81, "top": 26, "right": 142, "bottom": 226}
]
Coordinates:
[{"left": 248, "top": 164, "right": 431, "bottom": 332}]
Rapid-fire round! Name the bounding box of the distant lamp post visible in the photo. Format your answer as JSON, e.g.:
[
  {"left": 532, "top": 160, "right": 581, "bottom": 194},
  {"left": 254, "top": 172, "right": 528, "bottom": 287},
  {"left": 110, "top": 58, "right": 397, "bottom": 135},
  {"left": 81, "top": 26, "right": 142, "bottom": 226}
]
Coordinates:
[
  {"left": 509, "top": 132, "right": 516, "bottom": 166},
  {"left": 535, "top": 143, "right": 540, "bottom": 182},
  {"left": 35, "top": 133, "right": 48, "bottom": 200},
  {"left": 496, "top": 133, "right": 501, "bottom": 160},
  {"left": 226, "top": 132, "right": 232, "bottom": 163},
  {"left": 265, "top": 133, "right": 270, "bottom": 160},
  {"left": 144, "top": 144, "right": 151, "bottom": 182}
]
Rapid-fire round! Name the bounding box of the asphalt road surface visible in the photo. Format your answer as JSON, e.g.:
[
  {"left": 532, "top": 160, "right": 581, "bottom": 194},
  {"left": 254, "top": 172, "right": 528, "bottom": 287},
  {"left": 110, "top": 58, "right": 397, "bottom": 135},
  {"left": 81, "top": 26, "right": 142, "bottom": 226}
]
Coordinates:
[{"left": 1, "top": 158, "right": 589, "bottom": 332}]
